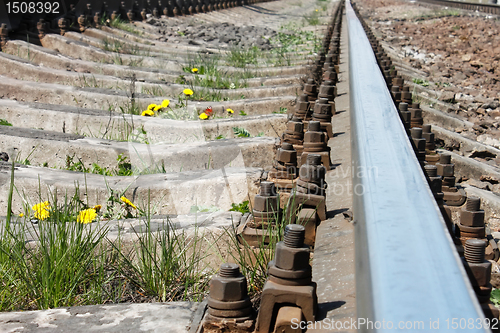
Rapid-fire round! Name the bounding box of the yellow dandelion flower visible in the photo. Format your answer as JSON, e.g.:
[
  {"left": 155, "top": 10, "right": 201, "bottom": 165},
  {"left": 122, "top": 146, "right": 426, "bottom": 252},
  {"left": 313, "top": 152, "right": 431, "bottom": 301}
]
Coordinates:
[
  {"left": 153, "top": 104, "right": 162, "bottom": 111},
  {"left": 121, "top": 196, "right": 137, "bottom": 209},
  {"left": 227, "top": 108, "right": 234, "bottom": 114},
  {"left": 191, "top": 68, "right": 198, "bottom": 73},
  {"left": 161, "top": 99, "right": 170, "bottom": 108},
  {"left": 32, "top": 201, "right": 50, "bottom": 220},
  {"left": 93, "top": 205, "right": 102, "bottom": 212},
  {"left": 199, "top": 112, "right": 209, "bottom": 120},
  {"left": 147, "top": 104, "right": 157, "bottom": 111},
  {"left": 142, "top": 110, "right": 154, "bottom": 117},
  {"left": 77, "top": 208, "right": 97, "bottom": 224},
  {"left": 183, "top": 88, "right": 194, "bottom": 96},
  {"left": 315, "top": 9, "right": 318, "bottom": 11},
  {"left": 19, "top": 213, "right": 24, "bottom": 217}
]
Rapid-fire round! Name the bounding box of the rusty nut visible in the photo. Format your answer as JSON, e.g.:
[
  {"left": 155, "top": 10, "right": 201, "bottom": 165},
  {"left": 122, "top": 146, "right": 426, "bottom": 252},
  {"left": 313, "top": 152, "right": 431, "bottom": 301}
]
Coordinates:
[
  {"left": 462, "top": 259, "right": 492, "bottom": 287},
  {"left": 411, "top": 109, "right": 422, "bottom": 118},
  {"left": 287, "top": 122, "right": 303, "bottom": 133},
  {"left": 427, "top": 176, "right": 442, "bottom": 194},
  {"left": 253, "top": 195, "right": 279, "bottom": 213},
  {"left": 299, "top": 164, "right": 325, "bottom": 182},
  {"left": 413, "top": 138, "right": 426, "bottom": 151},
  {"left": 274, "top": 241, "right": 310, "bottom": 271},
  {"left": 209, "top": 275, "right": 247, "bottom": 302},
  {"left": 437, "top": 163, "right": 454, "bottom": 177},
  {"left": 304, "top": 131, "right": 324, "bottom": 143},
  {"left": 277, "top": 149, "right": 297, "bottom": 164},
  {"left": 460, "top": 209, "right": 485, "bottom": 227},
  {"left": 318, "top": 85, "right": 335, "bottom": 99},
  {"left": 313, "top": 100, "right": 332, "bottom": 115}
]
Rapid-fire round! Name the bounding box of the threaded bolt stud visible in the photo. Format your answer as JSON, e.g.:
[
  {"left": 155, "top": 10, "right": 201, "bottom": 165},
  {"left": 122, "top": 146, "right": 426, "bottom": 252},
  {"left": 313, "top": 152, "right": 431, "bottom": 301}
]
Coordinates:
[
  {"left": 399, "top": 102, "right": 408, "bottom": 111},
  {"left": 464, "top": 239, "right": 486, "bottom": 263},
  {"left": 466, "top": 196, "right": 481, "bottom": 211},
  {"left": 425, "top": 165, "right": 438, "bottom": 177},
  {"left": 282, "top": 143, "right": 294, "bottom": 150},
  {"left": 219, "top": 263, "right": 240, "bottom": 278},
  {"left": 422, "top": 124, "right": 432, "bottom": 133},
  {"left": 260, "top": 181, "right": 275, "bottom": 196},
  {"left": 306, "top": 154, "right": 321, "bottom": 166},
  {"left": 284, "top": 224, "right": 305, "bottom": 248}
]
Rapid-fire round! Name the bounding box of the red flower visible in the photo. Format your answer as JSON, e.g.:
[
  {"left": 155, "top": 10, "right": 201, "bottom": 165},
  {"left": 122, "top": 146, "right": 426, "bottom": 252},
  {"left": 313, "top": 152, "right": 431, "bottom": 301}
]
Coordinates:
[{"left": 204, "top": 106, "right": 213, "bottom": 116}]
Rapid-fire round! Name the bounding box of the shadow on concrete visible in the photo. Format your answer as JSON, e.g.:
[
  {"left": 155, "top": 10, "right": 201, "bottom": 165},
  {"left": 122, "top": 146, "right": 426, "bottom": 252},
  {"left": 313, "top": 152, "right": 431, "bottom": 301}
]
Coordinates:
[
  {"left": 333, "top": 131, "right": 345, "bottom": 138},
  {"left": 316, "top": 300, "right": 347, "bottom": 321},
  {"left": 326, "top": 207, "right": 349, "bottom": 219}
]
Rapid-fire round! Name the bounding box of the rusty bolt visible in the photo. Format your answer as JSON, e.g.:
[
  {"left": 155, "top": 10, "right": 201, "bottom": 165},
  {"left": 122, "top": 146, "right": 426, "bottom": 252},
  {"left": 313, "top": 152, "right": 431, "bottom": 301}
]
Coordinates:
[
  {"left": 299, "top": 154, "right": 325, "bottom": 183},
  {"left": 77, "top": 15, "right": 87, "bottom": 31},
  {"left": 94, "top": 12, "right": 102, "bottom": 26},
  {"left": 127, "top": 9, "right": 135, "bottom": 21},
  {"left": 0, "top": 23, "right": 9, "bottom": 48},
  {"left": 306, "top": 153, "right": 321, "bottom": 166},
  {"left": 391, "top": 85, "right": 401, "bottom": 101},
  {"left": 401, "top": 86, "right": 412, "bottom": 103},
  {"left": 422, "top": 124, "right": 436, "bottom": 150},
  {"left": 304, "top": 78, "right": 317, "bottom": 96},
  {"left": 275, "top": 224, "right": 310, "bottom": 271},
  {"left": 37, "top": 19, "right": 47, "bottom": 39},
  {"left": 277, "top": 143, "right": 297, "bottom": 164},
  {"left": 399, "top": 102, "right": 411, "bottom": 126},
  {"left": 287, "top": 119, "right": 303, "bottom": 133},
  {"left": 463, "top": 239, "right": 491, "bottom": 287},
  {"left": 254, "top": 182, "right": 279, "bottom": 212},
  {"left": 424, "top": 165, "right": 443, "bottom": 196},
  {"left": 411, "top": 127, "right": 426, "bottom": 151},
  {"left": 313, "top": 98, "right": 332, "bottom": 118},
  {"left": 209, "top": 263, "right": 248, "bottom": 302},
  {"left": 436, "top": 153, "right": 454, "bottom": 177},
  {"left": 318, "top": 81, "right": 335, "bottom": 101},
  {"left": 58, "top": 18, "right": 68, "bottom": 35},
  {"left": 460, "top": 196, "right": 485, "bottom": 227},
  {"left": 392, "top": 77, "right": 404, "bottom": 88}
]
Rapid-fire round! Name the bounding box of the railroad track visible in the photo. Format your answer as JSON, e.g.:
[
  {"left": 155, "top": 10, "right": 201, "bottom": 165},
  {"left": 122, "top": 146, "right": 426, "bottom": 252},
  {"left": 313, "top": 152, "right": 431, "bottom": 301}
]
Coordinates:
[
  {"left": 0, "top": 0, "right": 499, "bottom": 331},
  {"left": 418, "top": 0, "right": 500, "bottom": 15}
]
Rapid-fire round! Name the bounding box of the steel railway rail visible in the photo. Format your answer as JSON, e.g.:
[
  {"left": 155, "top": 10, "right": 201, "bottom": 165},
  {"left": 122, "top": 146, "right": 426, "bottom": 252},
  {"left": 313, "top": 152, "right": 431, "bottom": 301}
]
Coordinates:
[
  {"left": 418, "top": 0, "right": 500, "bottom": 15},
  {"left": 347, "top": 0, "right": 490, "bottom": 330}
]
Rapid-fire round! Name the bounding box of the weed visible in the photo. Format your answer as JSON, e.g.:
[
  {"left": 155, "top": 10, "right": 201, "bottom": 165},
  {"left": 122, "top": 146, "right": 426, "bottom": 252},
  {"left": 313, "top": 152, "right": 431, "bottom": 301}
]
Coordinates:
[
  {"left": 78, "top": 74, "right": 103, "bottom": 89},
  {"left": 273, "top": 107, "right": 288, "bottom": 114},
  {"left": 491, "top": 289, "right": 500, "bottom": 307},
  {"left": 229, "top": 200, "right": 250, "bottom": 214},
  {"left": 303, "top": 10, "right": 321, "bottom": 26},
  {"left": 109, "top": 16, "right": 143, "bottom": 36},
  {"left": 239, "top": 110, "right": 247, "bottom": 116},
  {"left": 0, "top": 119, "right": 12, "bottom": 126},
  {"left": 216, "top": 134, "right": 226, "bottom": 140},
  {"left": 15, "top": 147, "right": 37, "bottom": 166},
  {"left": 64, "top": 154, "right": 133, "bottom": 177},
  {"left": 233, "top": 127, "right": 251, "bottom": 138},
  {"left": 226, "top": 46, "right": 261, "bottom": 68},
  {"left": 412, "top": 78, "right": 430, "bottom": 87}
]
